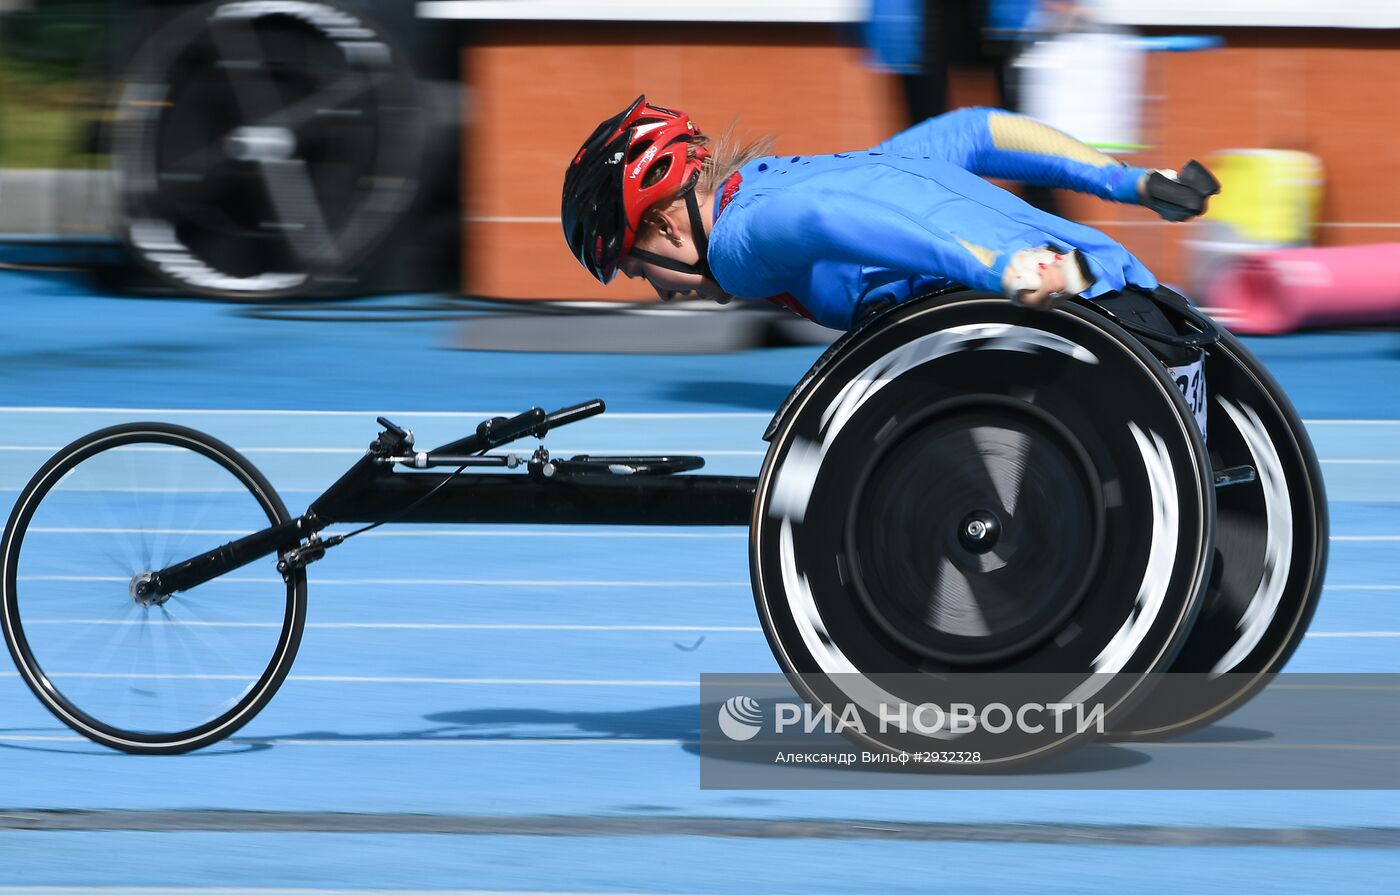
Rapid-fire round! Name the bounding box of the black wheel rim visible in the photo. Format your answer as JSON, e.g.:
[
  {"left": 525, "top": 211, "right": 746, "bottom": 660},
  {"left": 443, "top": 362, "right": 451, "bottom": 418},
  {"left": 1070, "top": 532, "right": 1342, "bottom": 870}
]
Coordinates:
[{"left": 1, "top": 425, "right": 305, "bottom": 751}]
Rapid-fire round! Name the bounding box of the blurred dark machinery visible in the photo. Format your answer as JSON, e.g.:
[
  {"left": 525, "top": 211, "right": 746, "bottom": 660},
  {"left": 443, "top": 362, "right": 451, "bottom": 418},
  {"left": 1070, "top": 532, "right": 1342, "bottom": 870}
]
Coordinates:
[{"left": 1, "top": 0, "right": 460, "bottom": 299}]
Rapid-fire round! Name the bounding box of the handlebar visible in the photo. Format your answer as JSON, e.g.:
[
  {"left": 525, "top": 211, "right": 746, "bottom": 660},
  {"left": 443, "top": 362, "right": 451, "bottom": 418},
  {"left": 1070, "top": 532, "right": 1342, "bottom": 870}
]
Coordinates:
[
  {"left": 541, "top": 399, "right": 606, "bottom": 432},
  {"left": 477, "top": 408, "right": 547, "bottom": 448},
  {"left": 424, "top": 399, "right": 607, "bottom": 458}
]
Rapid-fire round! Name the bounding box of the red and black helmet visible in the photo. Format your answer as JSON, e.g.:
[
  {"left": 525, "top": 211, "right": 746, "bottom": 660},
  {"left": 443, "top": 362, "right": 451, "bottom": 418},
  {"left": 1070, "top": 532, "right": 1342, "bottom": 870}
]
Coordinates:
[{"left": 562, "top": 96, "right": 709, "bottom": 283}]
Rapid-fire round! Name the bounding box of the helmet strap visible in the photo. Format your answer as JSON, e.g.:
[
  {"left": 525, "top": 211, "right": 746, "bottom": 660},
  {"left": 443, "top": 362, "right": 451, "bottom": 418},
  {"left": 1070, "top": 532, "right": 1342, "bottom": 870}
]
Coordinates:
[
  {"left": 683, "top": 187, "right": 713, "bottom": 280},
  {"left": 629, "top": 247, "right": 706, "bottom": 276},
  {"left": 628, "top": 187, "right": 713, "bottom": 280}
]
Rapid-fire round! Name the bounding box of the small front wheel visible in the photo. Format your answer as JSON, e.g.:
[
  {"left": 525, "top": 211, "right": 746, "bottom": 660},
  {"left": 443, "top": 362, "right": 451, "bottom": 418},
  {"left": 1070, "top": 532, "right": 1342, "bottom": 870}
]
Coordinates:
[{"left": 1, "top": 423, "right": 307, "bottom": 753}]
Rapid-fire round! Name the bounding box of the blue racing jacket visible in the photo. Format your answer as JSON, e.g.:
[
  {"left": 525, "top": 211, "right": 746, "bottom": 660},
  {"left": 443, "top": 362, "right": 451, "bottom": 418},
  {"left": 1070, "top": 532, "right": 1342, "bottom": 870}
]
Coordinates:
[{"left": 706, "top": 107, "right": 1159, "bottom": 330}]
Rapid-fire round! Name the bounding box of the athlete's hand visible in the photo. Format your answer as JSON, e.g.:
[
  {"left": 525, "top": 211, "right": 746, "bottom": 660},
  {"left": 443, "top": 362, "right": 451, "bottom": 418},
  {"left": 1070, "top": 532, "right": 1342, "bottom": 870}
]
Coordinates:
[
  {"left": 1139, "top": 160, "right": 1221, "bottom": 222},
  {"left": 1005, "top": 264, "right": 1066, "bottom": 310},
  {"left": 1002, "top": 248, "right": 1091, "bottom": 310}
]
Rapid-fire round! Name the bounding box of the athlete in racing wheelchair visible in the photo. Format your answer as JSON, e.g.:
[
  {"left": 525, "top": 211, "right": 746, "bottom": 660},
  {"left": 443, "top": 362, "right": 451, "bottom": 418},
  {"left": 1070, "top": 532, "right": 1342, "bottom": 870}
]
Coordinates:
[{"left": 560, "top": 98, "right": 1328, "bottom": 764}]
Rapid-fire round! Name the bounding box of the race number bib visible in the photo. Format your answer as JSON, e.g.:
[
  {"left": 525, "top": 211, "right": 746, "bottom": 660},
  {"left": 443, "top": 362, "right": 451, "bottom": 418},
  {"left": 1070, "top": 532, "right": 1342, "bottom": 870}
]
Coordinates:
[{"left": 1167, "top": 354, "right": 1208, "bottom": 443}]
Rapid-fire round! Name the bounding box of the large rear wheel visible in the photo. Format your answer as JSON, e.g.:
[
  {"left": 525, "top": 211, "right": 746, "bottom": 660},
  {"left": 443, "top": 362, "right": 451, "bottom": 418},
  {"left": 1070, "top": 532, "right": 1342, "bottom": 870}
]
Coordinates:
[{"left": 751, "top": 293, "right": 1216, "bottom": 767}]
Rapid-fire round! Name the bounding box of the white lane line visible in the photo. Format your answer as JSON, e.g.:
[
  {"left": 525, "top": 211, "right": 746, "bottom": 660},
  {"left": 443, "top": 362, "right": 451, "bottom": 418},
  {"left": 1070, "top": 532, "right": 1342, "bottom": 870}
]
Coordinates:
[
  {"left": 25, "top": 527, "right": 1397, "bottom": 541},
  {"left": 18, "top": 576, "right": 748, "bottom": 588},
  {"left": 1, "top": 489, "right": 254, "bottom": 494},
  {"left": 10, "top": 624, "right": 1384, "bottom": 637},
  {"left": 2, "top": 735, "right": 1398, "bottom": 754},
  {"left": 0, "top": 888, "right": 704, "bottom": 895},
  {"left": 3, "top": 450, "right": 1391, "bottom": 460},
  {"left": 4, "top": 407, "right": 1398, "bottom": 424},
  {"left": 0, "top": 407, "right": 770, "bottom": 419},
  {"left": 15, "top": 573, "right": 1395, "bottom": 592},
  {"left": 1320, "top": 459, "right": 1400, "bottom": 465},
  {"left": 20, "top": 621, "right": 762, "bottom": 632},
  {"left": 18, "top": 576, "right": 1395, "bottom": 593},
  {"left": 0, "top": 445, "right": 767, "bottom": 456},
  {"left": 1305, "top": 632, "right": 1400, "bottom": 638},
  {"left": 1144, "top": 742, "right": 1400, "bottom": 751},
  {"left": 26, "top": 527, "right": 748, "bottom": 538},
  {"left": 1, "top": 672, "right": 692, "bottom": 685},
  {"left": 0, "top": 446, "right": 368, "bottom": 454},
  {"left": 4, "top": 411, "right": 1400, "bottom": 438}
]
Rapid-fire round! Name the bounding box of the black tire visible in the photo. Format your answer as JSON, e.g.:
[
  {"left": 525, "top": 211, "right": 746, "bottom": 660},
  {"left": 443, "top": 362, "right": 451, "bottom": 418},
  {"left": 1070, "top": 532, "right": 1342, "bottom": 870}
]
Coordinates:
[
  {"left": 1110, "top": 327, "right": 1329, "bottom": 739},
  {"left": 751, "top": 292, "right": 1216, "bottom": 767},
  {"left": 1, "top": 423, "right": 307, "bottom": 754},
  {"left": 113, "top": 0, "right": 425, "bottom": 300}
]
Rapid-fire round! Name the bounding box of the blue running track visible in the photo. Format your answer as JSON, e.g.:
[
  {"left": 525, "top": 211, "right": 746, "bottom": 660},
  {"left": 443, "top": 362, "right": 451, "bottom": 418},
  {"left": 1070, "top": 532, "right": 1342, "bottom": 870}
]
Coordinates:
[{"left": 1, "top": 270, "right": 1398, "bottom": 893}]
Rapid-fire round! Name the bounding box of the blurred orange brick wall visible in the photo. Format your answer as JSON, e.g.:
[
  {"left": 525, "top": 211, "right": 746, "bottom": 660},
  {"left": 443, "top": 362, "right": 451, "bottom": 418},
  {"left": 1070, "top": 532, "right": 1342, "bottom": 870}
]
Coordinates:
[
  {"left": 463, "top": 25, "right": 1400, "bottom": 300},
  {"left": 461, "top": 23, "right": 907, "bottom": 301}
]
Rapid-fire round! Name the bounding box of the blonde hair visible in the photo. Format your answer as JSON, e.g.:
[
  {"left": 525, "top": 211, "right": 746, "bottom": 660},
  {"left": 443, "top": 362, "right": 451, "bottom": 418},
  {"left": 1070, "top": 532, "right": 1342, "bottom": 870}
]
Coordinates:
[
  {"left": 638, "top": 121, "right": 775, "bottom": 236},
  {"left": 694, "top": 124, "right": 776, "bottom": 197}
]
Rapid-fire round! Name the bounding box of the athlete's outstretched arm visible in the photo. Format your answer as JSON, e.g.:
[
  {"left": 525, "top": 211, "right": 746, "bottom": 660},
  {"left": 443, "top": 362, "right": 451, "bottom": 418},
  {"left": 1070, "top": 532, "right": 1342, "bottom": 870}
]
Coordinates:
[
  {"left": 874, "top": 107, "right": 1219, "bottom": 220},
  {"left": 873, "top": 107, "right": 1147, "bottom": 203},
  {"left": 708, "top": 186, "right": 1158, "bottom": 329}
]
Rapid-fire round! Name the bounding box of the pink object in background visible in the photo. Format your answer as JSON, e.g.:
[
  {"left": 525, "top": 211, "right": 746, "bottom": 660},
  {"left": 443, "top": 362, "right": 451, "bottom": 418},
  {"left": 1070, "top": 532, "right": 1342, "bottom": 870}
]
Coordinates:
[{"left": 1205, "top": 244, "right": 1400, "bottom": 335}]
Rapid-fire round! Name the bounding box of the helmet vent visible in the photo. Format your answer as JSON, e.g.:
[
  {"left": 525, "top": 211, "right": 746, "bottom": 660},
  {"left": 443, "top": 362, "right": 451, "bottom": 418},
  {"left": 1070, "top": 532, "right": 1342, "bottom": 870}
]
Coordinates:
[{"left": 641, "top": 156, "right": 673, "bottom": 188}]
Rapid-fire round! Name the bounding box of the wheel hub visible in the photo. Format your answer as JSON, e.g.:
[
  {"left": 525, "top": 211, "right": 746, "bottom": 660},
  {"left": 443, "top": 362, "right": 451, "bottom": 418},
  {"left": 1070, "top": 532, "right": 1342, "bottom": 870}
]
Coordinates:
[
  {"left": 129, "top": 572, "right": 171, "bottom": 607},
  {"left": 224, "top": 126, "right": 297, "bottom": 163},
  {"left": 958, "top": 510, "right": 1002, "bottom": 554}
]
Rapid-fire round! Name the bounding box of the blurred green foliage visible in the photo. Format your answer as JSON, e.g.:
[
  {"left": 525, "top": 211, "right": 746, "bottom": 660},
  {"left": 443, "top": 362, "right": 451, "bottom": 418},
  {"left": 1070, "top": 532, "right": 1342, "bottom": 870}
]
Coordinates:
[
  {"left": 0, "top": 1, "right": 107, "bottom": 167},
  {"left": 4, "top": 2, "right": 106, "bottom": 71}
]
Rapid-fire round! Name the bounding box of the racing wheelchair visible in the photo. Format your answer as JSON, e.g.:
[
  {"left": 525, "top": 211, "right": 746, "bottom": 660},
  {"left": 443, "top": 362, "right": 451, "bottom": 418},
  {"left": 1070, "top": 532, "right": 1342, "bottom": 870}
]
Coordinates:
[{"left": 0, "top": 289, "right": 1328, "bottom": 765}]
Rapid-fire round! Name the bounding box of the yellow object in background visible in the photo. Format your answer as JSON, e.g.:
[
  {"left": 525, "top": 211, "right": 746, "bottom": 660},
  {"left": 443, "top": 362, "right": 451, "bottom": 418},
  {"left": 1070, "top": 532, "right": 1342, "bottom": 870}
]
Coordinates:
[{"left": 1203, "top": 149, "right": 1324, "bottom": 245}]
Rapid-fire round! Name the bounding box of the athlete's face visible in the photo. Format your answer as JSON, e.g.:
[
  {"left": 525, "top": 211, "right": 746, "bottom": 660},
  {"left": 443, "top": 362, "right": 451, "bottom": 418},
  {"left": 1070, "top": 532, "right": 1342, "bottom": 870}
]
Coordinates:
[
  {"left": 616, "top": 247, "right": 730, "bottom": 305},
  {"left": 616, "top": 196, "right": 731, "bottom": 305}
]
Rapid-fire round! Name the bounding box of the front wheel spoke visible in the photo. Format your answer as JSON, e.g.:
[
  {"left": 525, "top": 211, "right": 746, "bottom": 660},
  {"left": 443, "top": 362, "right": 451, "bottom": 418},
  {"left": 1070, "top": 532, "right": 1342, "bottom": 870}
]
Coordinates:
[
  {"left": 162, "top": 600, "right": 240, "bottom": 680},
  {"left": 160, "top": 605, "right": 223, "bottom": 723},
  {"left": 39, "top": 597, "right": 140, "bottom": 676},
  {"left": 62, "top": 603, "right": 150, "bottom": 728},
  {"left": 151, "top": 446, "right": 193, "bottom": 570},
  {"left": 173, "top": 486, "right": 249, "bottom": 566},
  {"left": 78, "top": 461, "right": 146, "bottom": 577},
  {"left": 122, "top": 446, "right": 156, "bottom": 573}
]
